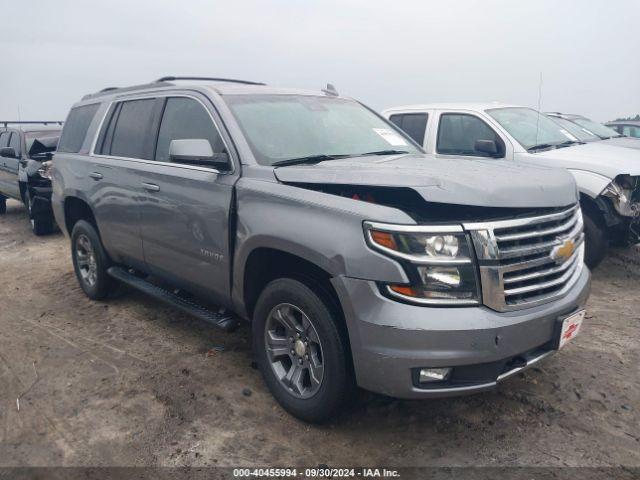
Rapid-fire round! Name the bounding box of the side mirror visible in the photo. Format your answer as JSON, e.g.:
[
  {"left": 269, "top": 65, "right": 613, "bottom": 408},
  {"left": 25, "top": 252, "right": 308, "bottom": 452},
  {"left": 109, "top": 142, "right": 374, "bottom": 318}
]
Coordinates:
[
  {"left": 0, "top": 147, "right": 17, "bottom": 159},
  {"left": 169, "top": 139, "right": 229, "bottom": 169},
  {"left": 474, "top": 139, "right": 499, "bottom": 156}
]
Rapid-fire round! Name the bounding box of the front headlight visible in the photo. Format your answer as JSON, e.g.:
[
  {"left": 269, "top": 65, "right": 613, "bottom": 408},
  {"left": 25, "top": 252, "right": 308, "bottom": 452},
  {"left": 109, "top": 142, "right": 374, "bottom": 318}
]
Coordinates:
[
  {"left": 364, "top": 222, "right": 480, "bottom": 305},
  {"left": 603, "top": 175, "right": 639, "bottom": 217},
  {"left": 37, "top": 161, "right": 53, "bottom": 180}
]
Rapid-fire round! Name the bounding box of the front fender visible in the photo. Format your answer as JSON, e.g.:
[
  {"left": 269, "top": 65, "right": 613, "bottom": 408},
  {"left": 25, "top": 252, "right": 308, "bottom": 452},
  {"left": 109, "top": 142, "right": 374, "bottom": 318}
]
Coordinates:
[
  {"left": 231, "top": 178, "right": 413, "bottom": 314},
  {"left": 569, "top": 169, "right": 611, "bottom": 199}
]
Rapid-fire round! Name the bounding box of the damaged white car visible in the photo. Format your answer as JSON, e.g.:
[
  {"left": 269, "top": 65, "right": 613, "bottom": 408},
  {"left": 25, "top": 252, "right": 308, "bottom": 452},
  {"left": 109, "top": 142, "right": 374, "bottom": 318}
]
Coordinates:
[{"left": 382, "top": 103, "right": 640, "bottom": 268}]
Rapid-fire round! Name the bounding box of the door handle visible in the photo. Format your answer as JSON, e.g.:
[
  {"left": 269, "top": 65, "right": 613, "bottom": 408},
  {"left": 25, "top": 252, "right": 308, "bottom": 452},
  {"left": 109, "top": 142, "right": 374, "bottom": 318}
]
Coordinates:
[
  {"left": 142, "top": 182, "right": 160, "bottom": 192},
  {"left": 89, "top": 172, "right": 103, "bottom": 180}
]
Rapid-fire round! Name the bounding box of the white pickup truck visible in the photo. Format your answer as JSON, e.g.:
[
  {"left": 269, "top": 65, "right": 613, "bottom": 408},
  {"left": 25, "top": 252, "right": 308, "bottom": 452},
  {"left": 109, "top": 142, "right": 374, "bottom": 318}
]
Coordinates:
[{"left": 382, "top": 103, "right": 640, "bottom": 268}]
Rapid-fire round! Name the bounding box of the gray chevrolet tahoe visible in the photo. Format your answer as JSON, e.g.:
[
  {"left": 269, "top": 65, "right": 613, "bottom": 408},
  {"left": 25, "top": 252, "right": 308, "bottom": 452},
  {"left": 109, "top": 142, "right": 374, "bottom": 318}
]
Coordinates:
[{"left": 52, "top": 77, "right": 591, "bottom": 422}]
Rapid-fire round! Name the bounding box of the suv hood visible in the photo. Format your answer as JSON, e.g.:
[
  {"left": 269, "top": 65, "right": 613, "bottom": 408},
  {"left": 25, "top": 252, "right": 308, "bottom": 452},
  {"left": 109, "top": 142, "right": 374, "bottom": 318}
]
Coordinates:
[
  {"left": 529, "top": 142, "right": 640, "bottom": 178},
  {"left": 603, "top": 137, "right": 640, "bottom": 151},
  {"left": 274, "top": 154, "right": 577, "bottom": 208}
]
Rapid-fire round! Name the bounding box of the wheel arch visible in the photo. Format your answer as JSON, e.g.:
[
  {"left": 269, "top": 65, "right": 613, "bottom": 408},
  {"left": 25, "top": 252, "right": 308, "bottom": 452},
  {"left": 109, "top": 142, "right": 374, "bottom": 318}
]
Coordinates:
[
  {"left": 63, "top": 195, "right": 98, "bottom": 235},
  {"left": 239, "top": 246, "right": 345, "bottom": 326}
]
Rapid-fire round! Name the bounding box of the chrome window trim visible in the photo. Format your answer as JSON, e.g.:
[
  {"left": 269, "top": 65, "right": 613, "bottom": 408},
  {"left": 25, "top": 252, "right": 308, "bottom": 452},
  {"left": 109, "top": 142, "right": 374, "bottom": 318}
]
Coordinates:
[
  {"left": 89, "top": 153, "right": 221, "bottom": 174},
  {"left": 88, "top": 92, "right": 235, "bottom": 175}
]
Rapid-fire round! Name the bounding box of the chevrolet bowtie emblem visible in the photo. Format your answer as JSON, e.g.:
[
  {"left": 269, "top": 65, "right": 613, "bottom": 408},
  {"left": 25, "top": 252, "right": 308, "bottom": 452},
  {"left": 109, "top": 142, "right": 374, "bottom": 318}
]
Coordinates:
[{"left": 551, "top": 238, "right": 575, "bottom": 263}]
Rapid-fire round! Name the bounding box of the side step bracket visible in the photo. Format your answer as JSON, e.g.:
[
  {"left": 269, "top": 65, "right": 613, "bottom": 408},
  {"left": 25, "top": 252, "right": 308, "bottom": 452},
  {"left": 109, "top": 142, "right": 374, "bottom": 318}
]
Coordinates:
[{"left": 107, "top": 267, "right": 239, "bottom": 332}]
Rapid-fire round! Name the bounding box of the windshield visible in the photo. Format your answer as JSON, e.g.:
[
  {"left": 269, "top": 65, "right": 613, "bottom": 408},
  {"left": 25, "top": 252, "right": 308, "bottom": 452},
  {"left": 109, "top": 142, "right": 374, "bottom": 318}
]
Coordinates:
[
  {"left": 487, "top": 107, "right": 578, "bottom": 150},
  {"left": 549, "top": 116, "right": 599, "bottom": 142},
  {"left": 223, "top": 94, "right": 419, "bottom": 165},
  {"left": 571, "top": 117, "right": 621, "bottom": 139}
]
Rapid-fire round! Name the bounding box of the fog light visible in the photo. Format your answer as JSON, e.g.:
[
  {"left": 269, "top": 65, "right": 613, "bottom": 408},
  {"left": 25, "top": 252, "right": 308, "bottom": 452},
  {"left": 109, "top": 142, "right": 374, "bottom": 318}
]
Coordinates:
[{"left": 419, "top": 367, "right": 452, "bottom": 383}]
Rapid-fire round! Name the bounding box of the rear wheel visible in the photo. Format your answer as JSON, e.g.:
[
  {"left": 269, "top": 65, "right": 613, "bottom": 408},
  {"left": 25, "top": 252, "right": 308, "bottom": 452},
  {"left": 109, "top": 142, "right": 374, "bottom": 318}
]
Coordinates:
[
  {"left": 253, "top": 278, "right": 354, "bottom": 423},
  {"left": 71, "top": 220, "right": 115, "bottom": 299},
  {"left": 583, "top": 209, "right": 608, "bottom": 269}
]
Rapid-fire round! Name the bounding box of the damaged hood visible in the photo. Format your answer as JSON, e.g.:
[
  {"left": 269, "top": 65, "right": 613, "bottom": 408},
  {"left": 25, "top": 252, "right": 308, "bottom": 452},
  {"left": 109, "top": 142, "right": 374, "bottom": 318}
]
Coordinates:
[
  {"left": 274, "top": 154, "right": 578, "bottom": 208},
  {"left": 526, "top": 142, "right": 640, "bottom": 178}
]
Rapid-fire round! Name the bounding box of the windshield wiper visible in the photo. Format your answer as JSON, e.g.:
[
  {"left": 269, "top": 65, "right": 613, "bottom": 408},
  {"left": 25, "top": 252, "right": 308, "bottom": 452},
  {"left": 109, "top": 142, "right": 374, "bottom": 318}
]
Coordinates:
[
  {"left": 272, "top": 154, "right": 351, "bottom": 167},
  {"left": 357, "top": 149, "right": 409, "bottom": 156},
  {"left": 555, "top": 140, "right": 584, "bottom": 148},
  {"left": 527, "top": 143, "right": 555, "bottom": 152}
]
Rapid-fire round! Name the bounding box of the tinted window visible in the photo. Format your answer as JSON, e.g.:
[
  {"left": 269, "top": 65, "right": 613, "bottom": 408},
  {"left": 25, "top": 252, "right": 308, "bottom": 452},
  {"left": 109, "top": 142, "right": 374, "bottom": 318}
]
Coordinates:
[
  {"left": 58, "top": 103, "right": 100, "bottom": 153},
  {"left": 437, "top": 113, "right": 502, "bottom": 157},
  {"left": 109, "top": 99, "right": 156, "bottom": 158},
  {"left": 389, "top": 114, "right": 403, "bottom": 128},
  {"left": 155, "top": 97, "right": 225, "bottom": 163},
  {"left": 623, "top": 125, "right": 640, "bottom": 138},
  {"left": 0, "top": 131, "right": 9, "bottom": 148},
  {"left": 395, "top": 113, "right": 428, "bottom": 145},
  {"left": 8, "top": 132, "right": 20, "bottom": 153}
]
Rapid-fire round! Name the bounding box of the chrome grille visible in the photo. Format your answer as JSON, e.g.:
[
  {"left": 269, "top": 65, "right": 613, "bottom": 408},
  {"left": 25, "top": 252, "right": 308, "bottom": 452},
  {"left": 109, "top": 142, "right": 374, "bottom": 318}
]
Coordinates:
[{"left": 464, "top": 205, "right": 585, "bottom": 312}]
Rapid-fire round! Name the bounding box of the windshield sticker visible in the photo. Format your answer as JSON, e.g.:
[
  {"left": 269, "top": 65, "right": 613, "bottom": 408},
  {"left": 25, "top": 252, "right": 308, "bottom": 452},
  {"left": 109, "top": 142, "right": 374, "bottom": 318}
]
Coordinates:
[
  {"left": 559, "top": 129, "right": 579, "bottom": 142},
  {"left": 373, "top": 128, "right": 408, "bottom": 146}
]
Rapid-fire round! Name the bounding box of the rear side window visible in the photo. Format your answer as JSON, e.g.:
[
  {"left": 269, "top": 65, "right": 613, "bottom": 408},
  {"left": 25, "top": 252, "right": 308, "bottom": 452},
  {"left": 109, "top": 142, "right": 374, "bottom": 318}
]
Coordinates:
[
  {"left": 155, "top": 97, "right": 225, "bottom": 163},
  {"left": 623, "top": 125, "right": 640, "bottom": 138},
  {"left": 390, "top": 113, "right": 428, "bottom": 146},
  {"left": 437, "top": 113, "right": 503, "bottom": 157},
  {"left": 107, "top": 99, "right": 156, "bottom": 159},
  {"left": 8, "top": 132, "right": 20, "bottom": 153},
  {"left": 0, "top": 131, "right": 10, "bottom": 148},
  {"left": 58, "top": 103, "right": 100, "bottom": 153}
]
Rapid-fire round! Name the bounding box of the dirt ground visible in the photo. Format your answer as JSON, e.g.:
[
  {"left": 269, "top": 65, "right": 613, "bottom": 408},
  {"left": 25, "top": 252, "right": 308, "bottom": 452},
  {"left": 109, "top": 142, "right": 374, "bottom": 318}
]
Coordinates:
[{"left": 0, "top": 198, "right": 638, "bottom": 468}]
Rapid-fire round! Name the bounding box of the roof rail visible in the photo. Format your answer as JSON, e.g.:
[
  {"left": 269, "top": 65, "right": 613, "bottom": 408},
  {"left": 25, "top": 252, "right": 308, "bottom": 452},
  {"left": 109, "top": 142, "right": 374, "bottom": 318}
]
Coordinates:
[
  {"left": 82, "top": 76, "right": 266, "bottom": 102},
  {"left": 155, "top": 76, "right": 266, "bottom": 86},
  {"left": 81, "top": 80, "right": 173, "bottom": 100},
  {"left": 1, "top": 121, "right": 63, "bottom": 128}
]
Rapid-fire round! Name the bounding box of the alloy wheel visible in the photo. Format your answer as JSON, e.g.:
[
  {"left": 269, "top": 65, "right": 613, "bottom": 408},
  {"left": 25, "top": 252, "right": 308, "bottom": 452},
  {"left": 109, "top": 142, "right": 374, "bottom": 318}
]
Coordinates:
[
  {"left": 75, "top": 234, "right": 98, "bottom": 287},
  {"left": 264, "top": 303, "right": 324, "bottom": 399}
]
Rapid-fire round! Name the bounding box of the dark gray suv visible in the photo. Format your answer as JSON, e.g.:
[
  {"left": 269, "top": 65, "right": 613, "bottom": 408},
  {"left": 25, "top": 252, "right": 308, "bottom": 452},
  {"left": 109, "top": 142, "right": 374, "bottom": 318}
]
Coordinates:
[
  {"left": 52, "top": 77, "right": 590, "bottom": 422},
  {"left": 0, "top": 121, "right": 62, "bottom": 234}
]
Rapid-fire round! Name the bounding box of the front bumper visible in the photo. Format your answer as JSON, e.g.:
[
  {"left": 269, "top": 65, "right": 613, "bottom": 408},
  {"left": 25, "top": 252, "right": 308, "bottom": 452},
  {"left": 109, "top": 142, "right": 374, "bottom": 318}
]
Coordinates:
[{"left": 332, "top": 267, "right": 591, "bottom": 399}]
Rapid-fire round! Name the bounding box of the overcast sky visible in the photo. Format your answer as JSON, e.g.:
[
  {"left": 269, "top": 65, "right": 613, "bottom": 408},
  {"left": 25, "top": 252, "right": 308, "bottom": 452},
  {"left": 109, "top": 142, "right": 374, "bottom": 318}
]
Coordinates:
[{"left": 1, "top": 0, "right": 638, "bottom": 122}]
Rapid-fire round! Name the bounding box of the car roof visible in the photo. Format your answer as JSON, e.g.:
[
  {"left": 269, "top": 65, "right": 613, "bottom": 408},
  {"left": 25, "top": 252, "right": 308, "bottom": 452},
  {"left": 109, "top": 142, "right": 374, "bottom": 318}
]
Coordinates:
[
  {"left": 545, "top": 112, "right": 585, "bottom": 120},
  {"left": 382, "top": 102, "right": 526, "bottom": 113},
  {"left": 0, "top": 124, "right": 62, "bottom": 133},
  {"left": 79, "top": 78, "right": 346, "bottom": 104},
  {"left": 606, "top": 120, "right": 640, "bottom": 126}
]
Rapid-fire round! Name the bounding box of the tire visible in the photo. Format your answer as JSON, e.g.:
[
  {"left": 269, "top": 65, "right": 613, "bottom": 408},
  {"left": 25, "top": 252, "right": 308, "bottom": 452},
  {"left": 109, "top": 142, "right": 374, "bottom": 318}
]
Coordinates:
[
  {"left": 0, "top": 197, "right": 5, "bottom": 214},
  {"left": 71, "top": 220, "right": 115, "bottom": 300},
  {"left": 583, "top": 209, "right": 608, "bottom": 269},
  {"left": 26, "top": 193, "right": 54, "bottom": 236},
  {"left": 253, "top": 278, "right": 354, "bottom": 423}
]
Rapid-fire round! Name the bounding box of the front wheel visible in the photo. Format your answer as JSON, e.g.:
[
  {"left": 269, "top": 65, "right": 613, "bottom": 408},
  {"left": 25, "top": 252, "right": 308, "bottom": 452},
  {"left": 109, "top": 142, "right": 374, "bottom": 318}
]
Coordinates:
[
  {"left": 583, "top": 209, "right": 608, "bottom": 269},
  {"left": 71, "top": 220, "right": 115, "bottom": 300},
  {"left": 253, "top": 278, "right": 354, "bottom": 423},
  {"left": 26, "top": 194, "right": 53, "bottom": 236}
]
